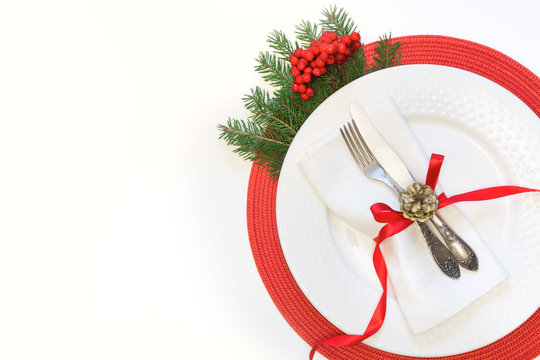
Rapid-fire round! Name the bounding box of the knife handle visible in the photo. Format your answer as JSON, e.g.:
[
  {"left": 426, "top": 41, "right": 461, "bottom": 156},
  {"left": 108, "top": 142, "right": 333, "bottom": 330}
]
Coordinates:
[
  {"left": 430, "top": 214, "right": 479, "bottom": 271},
  {"left": 414, "top": 221, "right": 461, "bottom": 279}
]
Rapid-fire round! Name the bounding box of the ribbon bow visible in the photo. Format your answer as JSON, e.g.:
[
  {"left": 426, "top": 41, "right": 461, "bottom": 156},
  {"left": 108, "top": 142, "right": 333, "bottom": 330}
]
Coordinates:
[{"left": 310, "top": 154, "right": 539, "bottom": 360}]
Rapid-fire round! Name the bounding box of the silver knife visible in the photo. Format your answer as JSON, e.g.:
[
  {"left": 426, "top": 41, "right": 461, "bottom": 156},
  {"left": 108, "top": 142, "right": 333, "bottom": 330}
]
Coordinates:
[{"left": 349, "top": 102, "right": 478, "bottom": 272}]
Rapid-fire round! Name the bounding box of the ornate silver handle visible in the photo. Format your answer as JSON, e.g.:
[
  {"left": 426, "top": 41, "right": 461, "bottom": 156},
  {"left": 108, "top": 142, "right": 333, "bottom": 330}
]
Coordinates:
[
  {"left": 415, "top": 221, "right": 461, "bottom": 279},
  {"left": 380, "top": 175, "right": 461, "bottom": 279},
  {"left": 430, "top": 214, "right": 479, "bottom": 271}
]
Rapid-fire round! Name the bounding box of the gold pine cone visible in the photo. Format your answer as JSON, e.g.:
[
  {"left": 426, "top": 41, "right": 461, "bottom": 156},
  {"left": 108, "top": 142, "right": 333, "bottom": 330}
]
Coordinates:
[{"left": 400, "top": 183, "right": 439, "bottom": 222}]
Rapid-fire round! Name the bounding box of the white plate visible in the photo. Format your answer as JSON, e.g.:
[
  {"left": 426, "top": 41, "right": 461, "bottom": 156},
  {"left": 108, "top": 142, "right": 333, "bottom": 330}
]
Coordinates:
[{"left": 276, "top": 65, "right": 540, "bottom": 357}]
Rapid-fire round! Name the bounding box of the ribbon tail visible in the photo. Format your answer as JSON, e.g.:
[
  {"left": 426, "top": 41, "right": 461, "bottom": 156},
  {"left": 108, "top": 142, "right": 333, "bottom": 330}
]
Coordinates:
[
  {"left": 439, "top": 186, "right": 540, "bottom": 209},
  {"left": 309, "top": 218, "right": 414, "bottom": 359},
  {"left": 309, "top": 244, "right": 387, "bottom": 359}
]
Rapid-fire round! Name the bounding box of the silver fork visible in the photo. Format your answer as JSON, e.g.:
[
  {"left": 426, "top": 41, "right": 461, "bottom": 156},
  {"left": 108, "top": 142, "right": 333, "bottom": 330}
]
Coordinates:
[
  {"left": 340, "top": 121, "right": 461, "bottom": 279},
  {"left": 341, "top": 120, "right": 479, "bottom": 272}
]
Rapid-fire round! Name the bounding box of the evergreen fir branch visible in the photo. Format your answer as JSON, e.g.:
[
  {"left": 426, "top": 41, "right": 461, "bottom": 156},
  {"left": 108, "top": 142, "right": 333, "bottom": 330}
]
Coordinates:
[
  {"left": 372, "top": 34, "right": 403, "bottom": 70},
  {"left": 272, "top": 85, "right": 310, "bottom": 116},
  {"left": 342, "top": 45, "right": 367, "bottom": 81},
  {"left": 255, "top": 51, "right": 292, "bottom": 88},
  {"left": 218, "top": 119, "right": 266, "bottom": 162},
  {"left": 219, "top": 123, "right": 288, "bottom": 147},
  {"left": 320, "top": 6, "right": 357, "bottom": 37},
  {"left": 263, "top": 153, "right": 286, "bottom": 180},
  {"left": 243, "top": 86, "right": 272, "bottom": 116},
  {"left": 218, "top": 9, "right": 404, "bottom": 180},
  {"left": 273, "top": 91, "right": 308, "bottom": 129},
  {"left": 308, "top": 81, "right": 331, "bottom": 105},
  {"left": 295, "top": 20, "right": 322, "bottom": 47},
  {"left": 259, "top": 111, "right": 297, "bottom": 135},
  {"left": 324, "top": 65, "right": 342, "bottom": 92},
  {"left": 281, "top": 86, "right": 318, "bottom": 117},
  {"left": 218, "top": 118, "right": 289, "bottom": 174},
  {"left": 307, "top": 70, "right": 336, "bottom": 102},
  {"left": 218, "top": 117, "right": 289, "bottom": 180},
  {"left": 243, "top": 87, "right": 297, "bottom": 136},
  {"left": 267, "top": 30, "right": 295, "bottom": 59}
]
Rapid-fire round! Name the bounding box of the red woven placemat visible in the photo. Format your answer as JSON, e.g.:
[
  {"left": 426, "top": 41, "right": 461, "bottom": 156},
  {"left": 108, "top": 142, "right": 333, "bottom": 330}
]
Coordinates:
[{"left": 247, "top": 35, "right": 540, "bottom": 360}]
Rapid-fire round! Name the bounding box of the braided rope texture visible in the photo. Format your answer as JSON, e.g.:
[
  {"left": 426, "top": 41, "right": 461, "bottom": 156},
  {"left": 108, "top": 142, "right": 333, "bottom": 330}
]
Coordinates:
[{"left": 246, "top": 35, "right": 540, "bottom": 360}]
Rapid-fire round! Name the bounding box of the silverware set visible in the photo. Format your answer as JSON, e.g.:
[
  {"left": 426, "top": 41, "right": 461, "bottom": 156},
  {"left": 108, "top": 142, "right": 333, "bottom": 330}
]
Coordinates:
[{"left": 340, "top": 103, "right": 478, "bottom": 279}]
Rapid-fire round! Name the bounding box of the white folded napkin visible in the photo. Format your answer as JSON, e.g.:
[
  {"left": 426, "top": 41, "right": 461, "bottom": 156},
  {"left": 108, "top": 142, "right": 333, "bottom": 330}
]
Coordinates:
[{"left": 299, "top": 98, "right": 509, "bottom": 334}]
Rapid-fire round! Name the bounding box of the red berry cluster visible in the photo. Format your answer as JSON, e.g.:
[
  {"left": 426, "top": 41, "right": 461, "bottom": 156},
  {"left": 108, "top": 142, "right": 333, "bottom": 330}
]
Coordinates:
[{"left": 289, "top": 31, "right": 361, "bottom": 100}]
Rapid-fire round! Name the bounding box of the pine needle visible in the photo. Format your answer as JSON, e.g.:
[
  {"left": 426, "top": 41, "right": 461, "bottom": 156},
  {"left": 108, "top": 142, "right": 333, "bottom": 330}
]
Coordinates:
[
  {"left": 320, "top": 5, "right": 357, "bottom": 37},
  {"left": 255, "top": 51, "right": 292, "bottom": 88},
  {"left": 343, "top": 45, "right": 367, "bottom": 80},
  {"left": 295, "top": 20, "right": 322, "bottom": 48},
  {"left": 373, "top": 33, "right": 403, "bottom": 70},
  {"left": 267, "top": 30, "right": 295, "bottom": 60}
]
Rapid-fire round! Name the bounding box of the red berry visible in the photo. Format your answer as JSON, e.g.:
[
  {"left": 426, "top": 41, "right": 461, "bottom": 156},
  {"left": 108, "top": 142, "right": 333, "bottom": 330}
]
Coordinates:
[
  {"left": 342, "top": 35, "right": 351, "bottom": 45},
  {"left": 303, "top": 50, "right": 314, "bottom": 61},
  {"left": 353, "top": 41, "right": 361, "bottom": 50},
  {"left": 319, "top": 66, "right": 327, "bottom": 75},
  {"left": 312, "top": 46, "right": 320, "bottom": 55},
  {"left": 306, "top": 87, "right": 314, "bottom": 97},
  {"left": 327, "top": 55, "right": 335, "bottom": 65},
  {"left": 336, "top": 53, "right": 346, "bottom": 62},
  {"left": 294, "top": 48, "right": 303, "bottom": 57},
  {"left": 315, "top": 58, "right": 325, "bottom": 67},
  {"left": 329, "top": 32, "right": 338, "bottom": 41},
  {"left": 312, "top": 67, "right": 322, "bottom": 76},
  {"left": 291, "top": 66, "right": 300, "bottom": 77},
  {"left": 295, "top": 75, "right": 304, "bottom": 84},
  {"left": 320, "top": 34, "right": 331, "bottom": 44},
  {"left": 304, "top": 66, "right": 313, "bottom": 74},
  {"left": 310, "top": 40, "right": 318, "bottom": 47},
  {"left": 298, "top": 84, "right": 307, "bottom": 93},
  {"left": 319, "top": 52, "right": 328, "bottom": 62},
  {"left": 338, "top": 43, "right": 346, "bottom": 53},
  {"left": 301, "top": 73, "right": 311, "bottom": 83},
  {"left": 289, "top": 54, "right": 299, "bottom": 65},
  {"left": 325, "top": 44, "right": 336, "bottom": 54},
  {"left": 300, "top": 93, "right": 310, "bottom": 100},
  {"left": 310, "top": 60, "right": 317, "bottom": 68},
  {"left": 344, "top": 48, "right": 351, "bottom": 55},
  {"left": 291, "top": 83, "right": 299, "bottom": 92},
  {"left": 297, "top": 61, "right": 306, "bottom": 71},
  {"left": 350, "top": 32, "right": 360, "bottom": 42}
]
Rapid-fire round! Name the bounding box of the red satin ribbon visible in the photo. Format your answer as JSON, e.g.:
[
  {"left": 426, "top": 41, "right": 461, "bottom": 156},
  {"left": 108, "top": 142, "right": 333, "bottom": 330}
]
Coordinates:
[{"left": 309, "top": 154, "right": 539, "bottom": 360}]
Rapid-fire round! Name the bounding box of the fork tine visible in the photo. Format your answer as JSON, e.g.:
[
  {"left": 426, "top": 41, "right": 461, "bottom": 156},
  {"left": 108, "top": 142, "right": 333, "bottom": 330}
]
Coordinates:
[
  {"left": 346, "top": 122, "right": 367, "bottom": 164},
  {"left": 350, "top": 120, "right": 375, "bottom": 162},
  {"left": 340, "top": 127, "right": 365, "bottom": 169},
  {"left": 345, "top": 123, "right": 369, "bottom": 168},
  {"left": 346, "top": 121, "right": 372, "bottom": 167}
]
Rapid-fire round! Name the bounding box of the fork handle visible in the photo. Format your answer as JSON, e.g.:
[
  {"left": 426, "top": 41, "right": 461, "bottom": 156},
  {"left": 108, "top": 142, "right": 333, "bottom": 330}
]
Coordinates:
[
  {"left": 430, "top": 214, "right": 479, "bottom": 271},
  {"left": 415, "top": 221, "right": 461, "bottom": 279}
]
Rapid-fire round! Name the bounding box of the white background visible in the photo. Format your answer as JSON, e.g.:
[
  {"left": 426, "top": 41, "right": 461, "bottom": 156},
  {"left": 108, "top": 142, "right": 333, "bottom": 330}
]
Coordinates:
[{"left": 0, "top": 1, "right": 538, "bottom": 359}]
